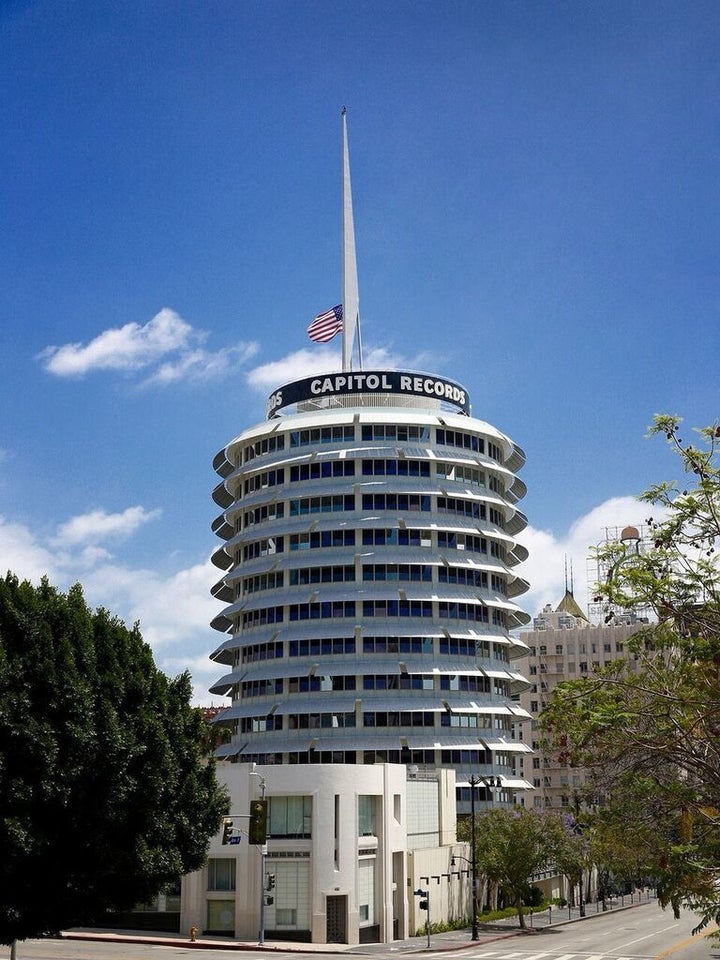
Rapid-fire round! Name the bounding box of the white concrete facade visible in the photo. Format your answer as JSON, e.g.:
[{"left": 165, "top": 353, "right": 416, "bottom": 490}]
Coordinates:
[{"left": 180, "top": 763, "right": 464, "bottom": 944}]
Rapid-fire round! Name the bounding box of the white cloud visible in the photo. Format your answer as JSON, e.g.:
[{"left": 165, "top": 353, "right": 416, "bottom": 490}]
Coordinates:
[
  {"left": 54, "top": 506, "right": 162, "bottom": 547},
  {"left": 246, "top": 347, "right": 343, "bottom": 389},
  {"left": 0, "top": 515, "right": 59, "bottom": 582},
  {"left": 39, "top": 308, "right": 198, "bottom": 377},
  {"left": 37, "top": 308, "right": 260, "bottom": 389},
  {"left": 516, "top": 495, "right": 659, "bottom": 619},
  {"left": 143, "top": 341, "right": 260, "bottom": 386},
  {"left": 246, "top": 344, "right": 441, "bottom": 391}
]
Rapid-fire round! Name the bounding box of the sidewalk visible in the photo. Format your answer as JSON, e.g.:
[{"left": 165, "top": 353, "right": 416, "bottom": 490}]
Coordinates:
[{"left": 62, "top": 894, "right": 656, "bottom": 954}]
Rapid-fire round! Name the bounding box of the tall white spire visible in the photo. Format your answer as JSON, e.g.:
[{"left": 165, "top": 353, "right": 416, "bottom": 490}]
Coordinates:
[{"left": 341, "top": 107, "right": 361, "bottom": 372}]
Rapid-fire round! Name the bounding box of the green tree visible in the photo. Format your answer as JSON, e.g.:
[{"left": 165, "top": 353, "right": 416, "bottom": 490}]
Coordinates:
[
  {"left": 551, "top": 812, "right": 589, "bottom": 912},
  {"left": 0, "top": 574, "right": 228, "bottom": 947},
  {"left": 541, "top": 416, "right": 720, "bottom": 935},
  {"left": 458, "top": 808, "right": 558, "bottom": 928}
]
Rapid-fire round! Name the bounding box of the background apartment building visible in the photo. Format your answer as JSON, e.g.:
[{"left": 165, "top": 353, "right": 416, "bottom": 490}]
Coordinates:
[{"left": 515, "top": 527, "right": 652, "bottom": 809}]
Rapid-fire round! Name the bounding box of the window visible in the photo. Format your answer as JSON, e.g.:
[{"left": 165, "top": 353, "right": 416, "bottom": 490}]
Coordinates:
[
  {"left": 290, "top": 461, "right": 355, "bottom": 481},
  {"left": 290, "top": 425, "right": 354, "bottom": 446},
  {"left": 268, "top": 796, "right": 312, "bottom": 838},
  {"left": 207, "top": 858, "right": 236, "bottom": 891},
  {"left": 358, "top": 795, "right": 377, "bottom": 835}
]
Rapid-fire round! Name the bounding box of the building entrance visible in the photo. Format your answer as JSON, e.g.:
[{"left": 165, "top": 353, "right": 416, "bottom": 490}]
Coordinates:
[{"left": 326, "top": 895, "right": 347, "bottom": 943}]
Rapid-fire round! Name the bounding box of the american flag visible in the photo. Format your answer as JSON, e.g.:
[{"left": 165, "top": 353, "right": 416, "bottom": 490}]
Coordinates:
[{"left": 307, "top": 305, "right": 343, "bottom": 343}]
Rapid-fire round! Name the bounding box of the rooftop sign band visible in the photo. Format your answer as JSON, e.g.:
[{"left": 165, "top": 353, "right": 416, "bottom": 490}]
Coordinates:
[{"left": 267, "top": 370, "right": 470, "bottom": 419}]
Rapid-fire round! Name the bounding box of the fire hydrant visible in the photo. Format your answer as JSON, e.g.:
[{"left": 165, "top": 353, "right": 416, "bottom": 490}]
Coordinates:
[{"left": 190, "top": 926, "right": 198, "bottom": 942}]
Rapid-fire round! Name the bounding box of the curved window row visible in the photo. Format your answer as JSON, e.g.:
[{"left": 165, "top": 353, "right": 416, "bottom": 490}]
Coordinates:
[
  {"left": 241, "top": 571, "right": 284, "bottom": 595},
  {"left": 242, "top": 502, "right": 284, "bottom": 528},
  {"left": 361, "top": 528, "right": 431, "bottom": 547},
  {"left": 361, "top": 599, "right": 433, "bottom": 618},
  {"left": 242, "top": 537, "right": 284, "bottom": 561},
  {"left": 437, "top": 496, "right": 486, "bottom": 521},
  {"left": 236, "top": 706, "right": 517, "bottom": 736},
  {"left": 362, "top": 564, "right": 432, "bottom": 583},
  {"left": 290, "top": 425, "right": 355, "bottom": 447},
  {"left": 288, "top": 712, "right": 357, "bottom": 728},
  {"left": 244, "top": 468, "right": 285, "bottom": 495},
  {"left": 363, "top": 673, "right": 434, "bottom": 690},
  {"left": 240, "top": 678, "right": 283, "bottom": 698},
  {"left": 435, "top": 462, "right": 485, "bottom": 486},
  {"left": 238, "top": 424, "right": 504, "bottom": 468},
  {"left": 239, "top": 457, "right": 495, "bottom": 501},
  {"left": 289, "top": 565, "right": 355, "bottom": 586},
  {"left": 362, "top": 636, "right": 433, "bottom": 654},
  {"left": 436, "top": 428, "right": 484, "bottom": 452},
  {"left": 361, "top": 459, "right": 430, "bottom": 477},
  {"left": 290, "top": 530, "right": 356, "bottom": 550},
  {"left": 242, "top": 606, "right": 284, "bottom": 628},
  {"left": 241, "top": 641, "right": 284, "bottom": 663},
  {"left": 233, "top": 634, "right": 511, "bottom": 664},
  {"left": 288, "top": 601, "right": 355, "bottom": 621},
  {"left": 238, "top": 527, "right": 501, "bottom": 558},
  {"left": 236, "top": 598, "right": 508, "bottom": 629},
  {"left": 361, "top": 493, "right": 431, "bottom": 512},
  {"left": 290, "top": 461, "right": 355, "bottom": 482},
  {"left": 236, "top": 673, "right": 511, "bottom": 699},
  {"left": 439, "top": 567, "right": 488, "bottom": 587},
  {"left": 289, "top": 495, "right": 354, "bottom": 516},
  {"left": 243, "top": 433, "right": 285, "bottom": 464},
  {"left": 290, "top": 675, "right": 356, "bottom": 693},
  {"left": 241, "top": 714, "right": 283, "bottom": 732},
  {"left": 437, "top": 531, "right": 487, "bottom": 554},
  {"left": 288, "top": 637, "right": 356, "bottom": 657},
  {"left": 235, "top": 749, "right": 463, "bottom": 766},
  {"left": 439, "top": 675, "right": 489, "bottom": 693},
  {"left": 363, "top": 711, "right": 435, "bottom": 727},
  {"left": 361, "top": 424, "right": 430, "bottom": 442}
]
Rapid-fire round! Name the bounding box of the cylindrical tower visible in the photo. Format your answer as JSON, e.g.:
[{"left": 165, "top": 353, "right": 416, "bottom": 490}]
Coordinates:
[{"left": 210, "top": 371, "right": 532, "bottom": 810}]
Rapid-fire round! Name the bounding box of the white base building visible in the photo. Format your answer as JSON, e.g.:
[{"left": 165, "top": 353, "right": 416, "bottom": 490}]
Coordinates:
[{"left": 181, "top": 762, "right": 467, "bottom": 944}]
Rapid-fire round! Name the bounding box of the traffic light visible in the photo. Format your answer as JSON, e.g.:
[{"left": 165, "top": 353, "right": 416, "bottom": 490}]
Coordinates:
[
  {"left": 221, "top": 818, "right": 234, "bottom": 845},
  {"left": 419, "top": 899, "right": 428, "bottom": 911},
  {"left": 266, "top": 873, "right": 275, "bottom": 891},
  {"left": 249, "top": 799, "right": 267, "bottom": 844}
]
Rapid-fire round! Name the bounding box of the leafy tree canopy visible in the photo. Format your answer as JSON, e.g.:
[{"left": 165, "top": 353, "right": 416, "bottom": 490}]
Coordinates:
[
  {"left": 0, "top": 574, "right": 228, "bottom": 945},
  {"left": 541, "top": 416, "right": 720, "bottom": 935},
  {"left": 458, "top": 807, "right": 563, "bottom": 928}
]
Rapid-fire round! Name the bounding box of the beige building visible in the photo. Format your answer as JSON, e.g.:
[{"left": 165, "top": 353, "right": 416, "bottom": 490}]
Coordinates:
[{"left": 514, "top": 591, "right": 649, "bottom": 809}]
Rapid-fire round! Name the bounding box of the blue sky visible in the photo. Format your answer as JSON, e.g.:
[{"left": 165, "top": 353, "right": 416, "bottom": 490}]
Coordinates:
[{"left": 2, "top": 0, "right": 718, "bottom": 702}]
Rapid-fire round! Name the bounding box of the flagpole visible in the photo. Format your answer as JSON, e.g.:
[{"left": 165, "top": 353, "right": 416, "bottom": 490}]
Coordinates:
[{"left": 341, "top": 107, "right": 361, "bottom": 372}]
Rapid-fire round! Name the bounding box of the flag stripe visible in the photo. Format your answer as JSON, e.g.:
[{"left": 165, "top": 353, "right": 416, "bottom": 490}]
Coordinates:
[{"left": 308, "top": 305, "right": 343, "bottom": 343}]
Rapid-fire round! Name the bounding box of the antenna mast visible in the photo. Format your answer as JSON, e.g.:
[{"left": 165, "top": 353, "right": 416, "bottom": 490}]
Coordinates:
[{"left": 341, "top": 107, "right": 361, "bottom": 372}]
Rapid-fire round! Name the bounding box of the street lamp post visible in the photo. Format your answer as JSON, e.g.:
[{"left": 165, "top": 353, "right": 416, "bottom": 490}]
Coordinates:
[
  {"left": 467, "top": 775, "right": 500, "bottom": 940},
  {"left": 469, "top": 776, "right": 479, "bottom": 940}
]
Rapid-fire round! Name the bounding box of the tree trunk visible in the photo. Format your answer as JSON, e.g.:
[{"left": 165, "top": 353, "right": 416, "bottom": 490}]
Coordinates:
[{"left": 516, "top": 896, "right": 525, "bottom": 929}]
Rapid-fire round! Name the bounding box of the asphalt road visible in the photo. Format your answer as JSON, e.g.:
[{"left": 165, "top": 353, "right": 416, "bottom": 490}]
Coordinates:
[{"left": 6, "top": 903, "right": 718, "bottom": 960}]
